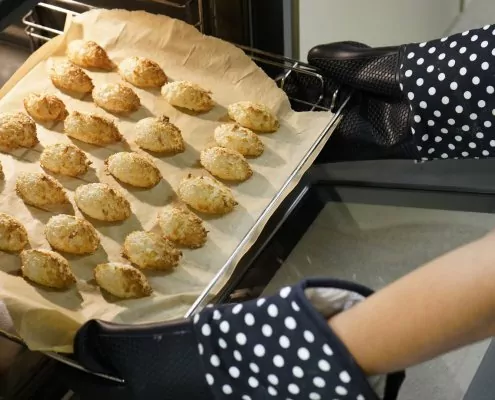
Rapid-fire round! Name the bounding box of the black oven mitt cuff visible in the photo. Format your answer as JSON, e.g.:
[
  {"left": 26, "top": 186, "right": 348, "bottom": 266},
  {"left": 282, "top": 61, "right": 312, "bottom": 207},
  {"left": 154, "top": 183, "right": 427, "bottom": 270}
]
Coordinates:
[{"left": 0, "top": 0, "right": 40, "bottom": 32}]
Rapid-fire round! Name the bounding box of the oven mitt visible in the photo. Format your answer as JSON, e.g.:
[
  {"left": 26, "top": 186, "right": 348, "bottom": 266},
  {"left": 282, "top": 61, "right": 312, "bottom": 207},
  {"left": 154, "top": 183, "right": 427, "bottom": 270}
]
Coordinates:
[
  {"left": 308, "top": 24, "right": 495, "bottom": 162},
  {"left": 74, "top": 279, "right": 404, "bottom": 400},
  {"left": 0, "top": 0, "right": 40, "bottom": 32}
]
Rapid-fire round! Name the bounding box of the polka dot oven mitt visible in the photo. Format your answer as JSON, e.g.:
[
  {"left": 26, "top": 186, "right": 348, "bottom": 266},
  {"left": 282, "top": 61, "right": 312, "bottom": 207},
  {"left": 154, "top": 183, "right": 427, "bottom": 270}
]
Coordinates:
[
  {"left": 192, "top": 279, "right": 391, "bottom": 399},
  {"left": 401, "top": 24, "right": 495, "bottom": 160}
]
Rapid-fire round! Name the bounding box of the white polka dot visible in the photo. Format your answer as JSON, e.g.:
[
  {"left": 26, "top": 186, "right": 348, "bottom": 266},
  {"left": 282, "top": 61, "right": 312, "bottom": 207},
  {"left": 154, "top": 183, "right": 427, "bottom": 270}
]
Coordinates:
[
  {"left": 285, "top": 317, "right": 297, "bottom": 330},
  {"left": 455, "top": 136, "right": 462, "bottom": 142},
  {"left": 464, "top": 91, "right": 472, "bottom": 99},
  {"left": 482, "top": 40, "right": 489, "bottom": 48},
  {"left": 416, "top": 78, "right": 424, "bottom": 86},
  {"left": 244, "top": 313, "right": 255, "bottom": 326},
  {"left": 485, "top": 121, "right": 492, "bottom": 128},
  {"left": 256, "top": 298, "right": 265, "bottom": 307},
  {"left": 222, "top": 384, "right": 232, "bottom": 395},
  {"left": 428, "top": 120, "right": 435, "bottom": 127},
  {"left": 435, "top": 136, "right": 443, "bottom": 143},
  {"left": 428, "top": 87, "right": 436, "bottom": 95},
  {"left": 427, "top": 65, "right": 434, "bottom": 73},
  {"left": 405, "top": 70, "right": 412, "bottom": 77},
  {"left": 450, "top": 41, "right": 457, "bottom": 48},
  {"left": 236, "top": 333, "right": 247, "bottom": 346},
  {"left": 291, "top": 301, "right": 300, "bottom": 312},
  {"left": 428, "top": 148, "right": 435, "bottom": 154},
  {"left": 210, "top": 354, "right": 220, "bottom": 367},
  {"left": 220, "top": 321, "right": 230, "bottom": 333},
  {"left": 407, "top": 52, "right": 415, "bottom": 59},
  {"left": 213, "top": 310, "right": 222, "bottom": 320},
  {"left": 450, "top": 82, "right": 458, "bottom": 90},
  {"left": 279, "top": 335, "right": 290, "bottom": 349},
  {"left": 442, "top": 96, "right": 450, "bottom": 104},
  {"left": 462, "top": 30, "right": 470, "bottom": 36},
  {"left": 441, "top": 128, "right": 449, "bottom": 134},
  {"left": 232, "top": 304, "right": 243, "bottom": 314},
  {"left": 437, "top": 73, "right": 445, "bottom": 81},
  {"left": 470, "top": 113, "right": 478, "bottom": 120},
  {"left": 483, "top": 150, "right": 490, "bottom": 156},
  {"left": 469, "top": 142, "right": 477, "bottom": 149},
  {"left": 323, "top": 344, "right": 333, "bottom": 356},
  {"left": 218, "top": 338, "right": 227, "bottom": 349},
  {"left": 268, "top": 374, "right": 279, "bottom": 386},
  {"left": 462, "top": 151, "right": 469, "bottom": 157},
  {"left": 434, "top": 110, "right": 441, "bottom": 117},
  {"left": 202, "top": 324, "right": 211, "bottom": 336},
  {"left": 493, "top": 48, "right": 495, "bottom": 56},
  {"left": 206, "top": 373, "right": 214, "bottom": 385},
  {"left": 250, "top": 362, "right": 259, "bottom": 374},
  {"left": 313, "top": 377, "right": 326, "bottom": 388},
  {"left": 473, "top": 76, "right": 481, "bottom": 85},
  {"left": 448, "top": 144, "right": 455, "bottom": 150},
  {"left": 414, "top": 115, "right": 421, "bottom": 123},
  {"left": 482, "top": 62, "right": 490, "bottom": 70},
  {"left": 417, "top": 146, "right": 423, "bottom": 152},
  {"left": 419, "top": 42, "right": 426, "bottom": 47},
  {"left": 318, "top": 359, "right": 331, "bottom": 372},
  {"left": 309, "top": 393, "right": 321, "bottom": 400},
  {"left": 469, "top": 54, "right": 477, "bottom": 61},
  {"left": 460, "top": 67, "right": 467, "bottom": 75},
  {"left": 484, "top": 25, "right": 490, "bottom": 30},
  {"left": 242, "top": 396, "right": 251, "bottom": 400},
  {"left": 471, "top": 35, "right": 479, "bottom": 42},
  {"left": 198, "top": 343, "right": 204, "bottom": 355},
  {"left": 420, "top": 101, "right": 427, "bottom": 109},
  {"left": 477, "top": 132, "right": 485, "bottom": 138},
  {"left": 448, "top": 59, "right": 456, "bottom": 67},
  {"left": 298, "top": 347, "right": 310, "bottom": 361},
  {"left": 441, "top": 153, "right": 448, "bottom": 159},
  {"left": 428, "top": 47, "right": 436, "bottom": 54},
  {"left": 193, "top": 314, "right": 200, "bottom": 324},
  {"left": 234, "top": 350, "right": 242, "bottom": 361},
  {"left": 292, "top": 366, "right": 304, "bottom": 378},
  {"left": 491, "top": 141, "right": 495, "bottom": 147},
  {"left": 248, "top": 376, "right": 258, "bottom": 388},
  {"left": 462, "top": 125, "right": 470, "bottom": 132},
  {"left": 304, "top": 330, "right": 315, "bottom": 343},
  {"left": 493, "top": 109, "right": 495, "bottom": 116},
  {"left": 336, "top": 386, "right": 348, "bottom": 395},
  {"left": 254, "top": 344, "right": 265, "bottom": 357},
  {"left": 279, "top": 286, "right": 291, "bottom": 298},
  {"left": 408, "top": 92, "right": 414, "bottom": 100},
  {"left": 288, "top": 383, "right": 300, "bottom": 395},
  {"left": 273, "top": 355, "right": 284, "bottom": 367},
  {"left": 438, "top": 53, "right": 446, "bottom": 60},
  {"left": 400, "top": 83, "right": 404, "bottom": 91},
  {"left": 448, "top": 119, "right": 455, "bottom": 126},
  {"left": 479, "top": 100, "right": 486, "bottom": 108},
  {"left": 267, "top": 387, "right": 277, "bottom": 396},
  {"left": 357, "top": 396, "right": 365, "bottom": 400},
  {"left": 456, "top": 106, "right": 463, "bottom": 113},
  {"left": 229, "top": 366, "right": 240, "bottom": 378},
  {"left": 488, "top": 86, "right": 495, "bottom": 94},
  {"left": 340, "top": 371, "right": 351, "bottom": 383},
  {"left": 417, "top": 58, "right": 424, "bottom": 65},
  {"left": 267, "top": 304, "right": 278, "bottom": 317},
  {"left": 262, "top": 324, "right": 273, "bottom": 337},
  {"left": 411, "top": 127, "right": 416, "bottom": 134},
  {"left": 459, "top": 47, "right": 467, "bottom": 54}
]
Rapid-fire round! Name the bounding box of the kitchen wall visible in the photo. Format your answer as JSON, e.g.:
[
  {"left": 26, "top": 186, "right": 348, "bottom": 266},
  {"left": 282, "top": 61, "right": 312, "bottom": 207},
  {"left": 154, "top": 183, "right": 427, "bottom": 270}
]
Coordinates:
[{"left": 297, "top": 0, "right": 463, "bottom": 60}]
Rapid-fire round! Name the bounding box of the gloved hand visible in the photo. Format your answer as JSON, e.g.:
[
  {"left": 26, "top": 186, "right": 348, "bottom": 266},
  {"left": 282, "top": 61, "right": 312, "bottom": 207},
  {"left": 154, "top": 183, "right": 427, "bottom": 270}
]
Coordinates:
[{"left": 306, "top": 24, "right": 495, "bottom": 162}]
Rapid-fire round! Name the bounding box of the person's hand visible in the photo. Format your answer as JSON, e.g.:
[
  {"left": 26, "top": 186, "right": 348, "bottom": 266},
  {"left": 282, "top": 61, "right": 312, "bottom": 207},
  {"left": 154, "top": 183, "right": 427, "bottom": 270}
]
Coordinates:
[{"left": 305, "top": 24, "right": 495, "bottom": 163}]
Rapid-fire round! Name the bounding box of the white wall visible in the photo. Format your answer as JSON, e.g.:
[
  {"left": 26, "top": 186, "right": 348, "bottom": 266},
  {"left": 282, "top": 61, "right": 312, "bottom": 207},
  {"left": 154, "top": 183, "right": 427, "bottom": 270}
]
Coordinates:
[{"left": 298, "top": 0, "right": 461, "bottom": 59}]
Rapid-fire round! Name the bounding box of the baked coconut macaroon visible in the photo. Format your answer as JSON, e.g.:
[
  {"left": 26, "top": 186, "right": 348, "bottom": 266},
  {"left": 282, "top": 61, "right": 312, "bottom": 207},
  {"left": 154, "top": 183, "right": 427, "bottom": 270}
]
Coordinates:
[
  {"left": 119, "top": 56, "right": 167, "bottom": 88},
  {"left": 158, "top": 204, "right": 207, "bottom": 249},
  {"left": 105, "top": 152, "right": 161, "bottom": 188},
  {"left": 50, "top": 61, "right": 94, "bottom": 94},
  {"left": 45, "top": 214, "right": 100, "bottom": 255},
  {"left": 123, "top": 231, "right": 182, "bottom": 271},
  {"left": 214, "top": 123, "right": 264, "bottom": 157},
  {"left": 16, "top": 172, "right": 68, "bottom": 208},
  {"left": 21, "top": 249, "right": 76, "bottom": 290},
  {"left": 75, "top": 183, "right": 131, "bottom": 222},
  {"left": 40, "top": 143, "right": 91, "bottom": 177},
  {"left": 227, "top": 101, "right": 279, "bottom": 133},
  {"left": 161, "top": 81, "right": 214, "bottom": 113},
  {"left": 23, "top": 93, "right": 68, "bottom": 122},
  {"left": 94, "top": 262, "right": 152, "bottom": 299},
  {"left": 135, "top": 116, "right": 185, "bottom": 154},
  {"left": 0, "top": 112, "right": 38, "bottom": 150},
  {"left": 0, "top": 213, "right": 28, "bottom": 252},
  {"left": 64, "top": 111, "right": 122, "bottom": 145},
  {"left": 200, "top": 146, "right": 252, "bottom": 182},
  {"left": 67, "top": 40, "right": 113, "bottom": 70},
  {"left": 93, "top": 83, "right": 140, "bottom": 115},
  {"left": 178, "top": 174, "right": 237, "bottom": 215}
]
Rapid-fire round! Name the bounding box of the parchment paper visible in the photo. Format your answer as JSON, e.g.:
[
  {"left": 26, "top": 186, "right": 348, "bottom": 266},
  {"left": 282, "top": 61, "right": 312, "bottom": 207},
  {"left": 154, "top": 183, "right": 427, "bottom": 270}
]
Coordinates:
[{"left": 0, "top": 9, "right": 335, "bottom": 352}]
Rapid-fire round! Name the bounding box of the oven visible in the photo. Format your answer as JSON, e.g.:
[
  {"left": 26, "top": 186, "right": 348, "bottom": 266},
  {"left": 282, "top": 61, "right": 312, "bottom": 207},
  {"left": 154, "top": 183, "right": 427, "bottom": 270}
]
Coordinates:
[{"left": 2, "top": 2, "right": 495, "bottom": 400}]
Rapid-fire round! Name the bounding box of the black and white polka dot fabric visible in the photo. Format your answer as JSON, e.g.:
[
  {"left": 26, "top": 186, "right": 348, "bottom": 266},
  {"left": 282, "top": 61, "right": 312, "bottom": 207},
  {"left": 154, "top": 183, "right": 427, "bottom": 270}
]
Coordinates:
[
  {"left": 400, "top": 24, "right": 495, "bottom": 161},
  {"left": 191, "top": 279, "right": 403, "bottom": 400}
]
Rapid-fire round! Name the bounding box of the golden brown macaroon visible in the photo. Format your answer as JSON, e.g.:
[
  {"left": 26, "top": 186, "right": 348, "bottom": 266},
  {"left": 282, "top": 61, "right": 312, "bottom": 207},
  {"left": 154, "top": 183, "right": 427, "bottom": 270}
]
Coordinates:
[
  {"left": 67, "top": 40, "right": 113, "bottom": 70},
  {"left": 45, "top": 214, "right": 100, "bottom": 255},
  {"left": 119, "top": 56, "right": 167, "bottom": 88},
  {"left": 40, "top": 143, "right": 91, "bottom": 177},
  {"left": 214, "top": 123, "right": 264, "bottom": 157},
  {"left": 158, "top": 204, "right": 207, "bottom": 248},
  {"left": 0, "top": 213, "right": 28, "bottom": 252},
  {"left": 134, "top": 116, "right": 185, "bottom": 154},
  {"left": 0, "top": 112, "right": 38, "bottom": 150},
  {"left": 200, "top": 146, "right": 253, "bottom": 182},
  {"left": 105, "top": 152, "right": 161, "bottom": 188},
  {"left": 93, "top": 83, "right": 140, "bottom": 115},
  {"left": 64, "top": 111, "right": 122, "bottom": 145},
  {"left": 75, "top": 183, "right": 131, "bottom": 222},
  {"left": 227, "top": 101, "right": 279, "bottom": 133},
  {"left": 94, "top": 262, "right": 152, "bottom": 299},
  {"left": 177, "top": 174, "right": 237, "bottom": 215},
  {"left": 123, "top": 231, "right": 182, "bottom": 271},
  {"left": 50, "top": 61, "right": 94, "bottom": 94},
  {"left": 161, "top": 81, "right": 214, "bottom": 113},
  {"left": 21, "top": 249, "right": 76, "bottom": 290},
  {"left": 16, "top": 172, "right": 68, "bottom": 208},
  {"left": 23, "top": 93, "right": 68, "bottom": 122}
]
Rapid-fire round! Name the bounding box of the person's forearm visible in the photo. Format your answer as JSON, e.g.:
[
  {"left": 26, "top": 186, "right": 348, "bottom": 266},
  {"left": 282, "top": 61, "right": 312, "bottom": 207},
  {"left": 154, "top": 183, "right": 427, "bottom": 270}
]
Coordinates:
[{"left": 329, "top": 233, "right": 495, "bottom": 376}]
